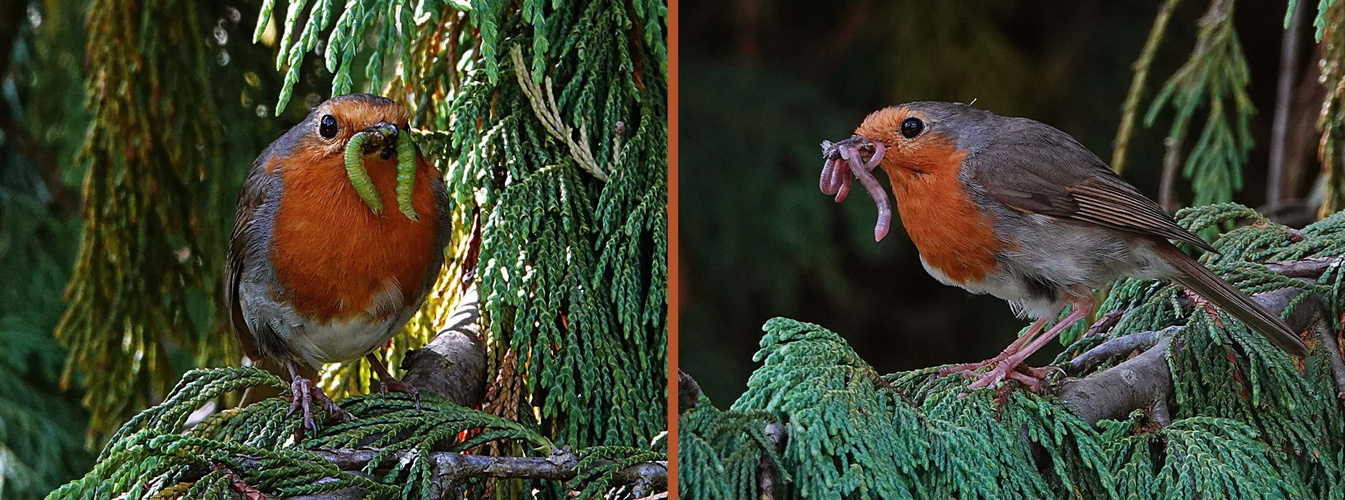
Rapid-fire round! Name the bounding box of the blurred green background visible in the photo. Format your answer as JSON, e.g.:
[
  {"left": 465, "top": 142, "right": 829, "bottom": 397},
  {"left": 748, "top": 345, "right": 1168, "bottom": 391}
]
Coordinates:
[{"left": 679, "top": 0, "right": 1319, "bottom": 405}]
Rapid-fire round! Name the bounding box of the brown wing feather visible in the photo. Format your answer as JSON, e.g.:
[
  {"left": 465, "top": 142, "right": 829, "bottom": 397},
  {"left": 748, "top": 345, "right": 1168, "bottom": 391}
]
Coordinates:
[
  {"left": 226, "top": 154, "right": 274, "bottom": 362},
  {"left": 972, "top": 118, "right": 1216, "bottom": 253}
]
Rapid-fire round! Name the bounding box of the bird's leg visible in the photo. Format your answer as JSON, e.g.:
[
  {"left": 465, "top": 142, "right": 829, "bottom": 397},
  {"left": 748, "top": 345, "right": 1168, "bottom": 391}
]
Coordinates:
[
  {"left": 966, "top": 291, "right": 1095, "bottom": 390},
  {"left": 936, "top": 317, "right": 1050, "bottom": 377},
  {"left": 366, "top": 352, "right": 422, "bottom": 410},
  {"left": 284, "top": 359, "right": 347, "bottom": 438}
]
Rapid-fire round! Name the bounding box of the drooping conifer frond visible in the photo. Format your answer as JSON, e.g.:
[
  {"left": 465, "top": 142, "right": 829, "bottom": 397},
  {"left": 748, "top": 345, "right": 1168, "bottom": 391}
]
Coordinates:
[
  {"left": 1145, "top": 0, "right": 1254, "bottom": 210},
  {"left": 54, "top": 0, "right": 231, "bottom": 442}
]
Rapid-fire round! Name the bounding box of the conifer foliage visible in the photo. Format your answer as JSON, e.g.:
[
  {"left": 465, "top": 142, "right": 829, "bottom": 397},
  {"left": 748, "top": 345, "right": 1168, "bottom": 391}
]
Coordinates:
[{"left": 681, "top": 206, "right": 1345, "bottom": 499}]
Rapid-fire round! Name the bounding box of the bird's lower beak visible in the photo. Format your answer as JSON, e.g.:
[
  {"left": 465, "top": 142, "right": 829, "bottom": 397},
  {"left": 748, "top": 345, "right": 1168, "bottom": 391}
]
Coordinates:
[{"left": 359, "top": 122, "right": 401, "bottom": 159}]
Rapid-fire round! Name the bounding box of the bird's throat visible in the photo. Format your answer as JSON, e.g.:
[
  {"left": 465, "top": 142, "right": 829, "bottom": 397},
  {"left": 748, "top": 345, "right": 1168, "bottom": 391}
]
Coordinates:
[{"left": 883, "top": 144, "right": 1004, "bottom": 286}]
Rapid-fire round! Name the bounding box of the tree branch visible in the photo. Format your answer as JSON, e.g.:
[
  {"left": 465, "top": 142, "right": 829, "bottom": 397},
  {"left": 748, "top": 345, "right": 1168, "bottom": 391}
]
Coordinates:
[
  {"left": 236, "top": 447, "right": 667, "bottom": 499},
  {"left": 758, "top": 421, "right": 785, "bottom": 500},
  {"left": 1111, "top": 0, "right": 1180, "bottom": 174},
  {"left": 401, "top": 284, "right": 487, "bottom": 407},
  {"left": 1056, "top": 260, "right": 1339, "bottom": 425},
  {"left": 1061, "top": 328, "right": 1170, "bottom": 376},
  {"left": 1313, "top": 317, "right": 1345, "bottom": 400}
]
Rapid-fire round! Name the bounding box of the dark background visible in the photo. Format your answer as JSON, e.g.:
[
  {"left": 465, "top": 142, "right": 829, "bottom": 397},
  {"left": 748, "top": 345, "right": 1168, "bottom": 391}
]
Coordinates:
[{"left": 679, "top": 0, "right": 1319, "bottom": 405}]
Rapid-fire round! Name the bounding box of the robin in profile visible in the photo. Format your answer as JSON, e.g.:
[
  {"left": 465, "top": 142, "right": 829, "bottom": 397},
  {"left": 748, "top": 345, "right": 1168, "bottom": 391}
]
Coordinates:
[
  {"left": 226, "top": 93, "right": 451, "bottom": 432},
  {"left": 820, "top": 101, "right": 1309, "bottom": 390}
]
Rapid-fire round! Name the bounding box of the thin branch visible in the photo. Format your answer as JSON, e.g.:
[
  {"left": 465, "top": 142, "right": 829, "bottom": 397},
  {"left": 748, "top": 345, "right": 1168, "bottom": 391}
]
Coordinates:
[
  {"left": 1082, "top": 308, "right": 1126, "bottom": 340},
  {"left": 1265, "top": 256, "right": 1340, "bottom": 278},
  {"left": 1111, "top": 0, "right": 1182, "bottom": 174},
  {"left": 1159, "top": 129, "right": 1187, "bottom": 212},
  {"left": 1269, "top": 0, "right": 1310, "bottom": 209}
]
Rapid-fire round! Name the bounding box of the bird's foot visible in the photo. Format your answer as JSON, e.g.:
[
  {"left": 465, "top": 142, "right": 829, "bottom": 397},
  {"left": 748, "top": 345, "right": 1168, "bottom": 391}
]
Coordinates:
[
  {"left": 962, "top": 359, "right": 1048, "bottom": 392},
  {"left": 377, "top": 377, "right": 423, "bottom": 410},
  {"left": 286, "top": 375, "right": 351, "bottom": 439}
]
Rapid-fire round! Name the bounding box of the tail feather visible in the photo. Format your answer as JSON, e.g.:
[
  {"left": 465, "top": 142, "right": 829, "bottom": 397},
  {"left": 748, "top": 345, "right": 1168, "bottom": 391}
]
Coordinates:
[{"left": 1154, "top": 243, "right": 1309, "bottom": 356}]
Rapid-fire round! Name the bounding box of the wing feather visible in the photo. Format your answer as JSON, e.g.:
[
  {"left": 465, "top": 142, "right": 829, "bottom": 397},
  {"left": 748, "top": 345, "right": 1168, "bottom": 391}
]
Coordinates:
[
  {"left": 971, "top": 118, "right": 1216, "bottom": 253},
  {"left": 226, "top": 152, "right": 277, "bottom": 361}
]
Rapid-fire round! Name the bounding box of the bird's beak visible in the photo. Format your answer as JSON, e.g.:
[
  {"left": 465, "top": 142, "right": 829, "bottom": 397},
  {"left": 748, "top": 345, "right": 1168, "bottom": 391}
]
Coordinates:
[
  {"left": 361, "top": 122, "right": 401, "bottom": 159},
  {"left": 823, "top": 135, "right": 881, "bottom": 164}
]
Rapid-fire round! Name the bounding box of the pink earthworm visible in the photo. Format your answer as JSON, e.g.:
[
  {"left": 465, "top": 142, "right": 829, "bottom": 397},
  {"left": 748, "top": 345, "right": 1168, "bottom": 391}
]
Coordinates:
[
  {"left": 819, "top": 156, "right": 836, "bottom": 193},
  {"left": 819, "top": 140, "right": 891, "bottom": 241},
  {"left": 832, "top": 158, "right": 850, "bottom": 202},
  {"left": 846, "top": 144, "right": 891, "bottom": 241}
]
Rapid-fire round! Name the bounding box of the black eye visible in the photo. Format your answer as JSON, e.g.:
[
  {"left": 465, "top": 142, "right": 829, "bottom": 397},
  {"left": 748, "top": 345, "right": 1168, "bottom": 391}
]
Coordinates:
[
  {"left": 900, "top": 117, "right": 924, "bottom": 139},
  {"left": 319, "top": 114, "right": 338, "bottom": 139}
]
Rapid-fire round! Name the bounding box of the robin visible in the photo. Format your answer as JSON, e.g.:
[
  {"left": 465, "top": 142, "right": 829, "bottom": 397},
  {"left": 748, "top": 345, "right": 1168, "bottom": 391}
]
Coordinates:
[
  {"left": 820, "top": 101, "right": 1309, "bottom": 390},
  {"left": 226, "top": 93, "right": 451, "bottom": 431}
]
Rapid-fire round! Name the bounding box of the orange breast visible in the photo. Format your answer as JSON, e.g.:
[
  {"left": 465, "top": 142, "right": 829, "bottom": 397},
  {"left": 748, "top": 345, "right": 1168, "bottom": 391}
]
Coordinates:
[
  {"left": 270, "top": 152, "right": 442, "bottom": 322},
  {"left": 882, "top": 140, "right": 1003, "bottom": 285}
]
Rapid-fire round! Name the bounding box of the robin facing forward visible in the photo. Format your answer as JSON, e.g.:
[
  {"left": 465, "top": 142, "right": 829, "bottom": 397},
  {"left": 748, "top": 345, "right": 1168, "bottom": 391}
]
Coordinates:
[
  {"left": 227, "top": 94, "right": 450, "bottom": 430},
  {"left": 820, "top": 101, "right": 1309, "bottom": 390}
]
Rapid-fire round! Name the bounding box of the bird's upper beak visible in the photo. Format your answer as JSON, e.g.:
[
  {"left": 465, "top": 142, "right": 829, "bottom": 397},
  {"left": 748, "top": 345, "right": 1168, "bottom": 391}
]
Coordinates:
[
  {"left": 359, "top": 122, "right": 401, "bottom": 157},
  {"left": 822, "top": 135, "right": 880, "bottom": 164}
]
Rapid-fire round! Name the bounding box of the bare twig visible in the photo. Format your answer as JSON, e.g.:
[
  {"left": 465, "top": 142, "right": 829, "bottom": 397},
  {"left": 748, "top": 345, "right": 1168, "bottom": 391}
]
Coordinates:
[
  {"left": 1082, "top": 308, "right": 1126, "bottom": 340},
  {"left": 1266, "top": 44, "right": 1327, "bottom": 225},
  {"left": 510, "top": 45, "right": 609, "bottom": 181},
  {"left": 1159, "top": 131, "right": 1187, "bottom": 212},
  {"left": 1112, "top": 0, "right": 1182, "bottom": 174},
  {"left": 1265, "top": 256, "right": 1340, "bottom": 278},
  {"left": 1269, "top": 0, "right": 1310, "bottom": 210}
]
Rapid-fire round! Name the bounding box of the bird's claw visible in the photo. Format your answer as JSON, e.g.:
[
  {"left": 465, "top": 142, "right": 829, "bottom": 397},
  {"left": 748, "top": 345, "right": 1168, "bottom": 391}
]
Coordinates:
[
  {"left": 379, "top": 377, "right": 423, "bottom": 411},
  {"left": 286, "top": 375, "right": 350, "bottom": 439},
  {"left": 945, "top": 357, "right": 1048, "bottom": 392}
]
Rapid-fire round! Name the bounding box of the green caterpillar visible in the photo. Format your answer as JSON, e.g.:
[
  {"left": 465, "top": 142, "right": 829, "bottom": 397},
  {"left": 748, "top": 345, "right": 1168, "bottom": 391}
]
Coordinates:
[
  {"left": 342, "top": 129, "right": 420, "bottom": 221},
  {"left": 343, "top": 131, "right": 384, "bottom": 216},
  {"left": 396, "top": 130, "right": 419, "bottom": 221}
]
